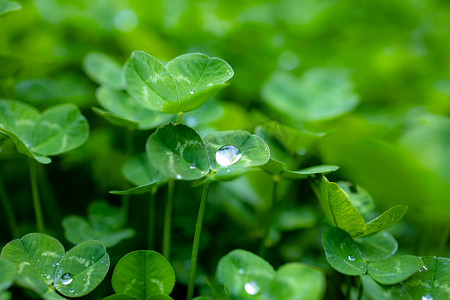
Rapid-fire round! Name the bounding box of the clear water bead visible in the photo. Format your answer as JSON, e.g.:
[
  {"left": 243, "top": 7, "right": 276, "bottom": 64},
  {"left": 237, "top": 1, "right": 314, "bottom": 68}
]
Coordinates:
[
  {"left": 244, "top": 281, "right": 260, "bottom": 295},
  {"left": 189, "top": 89, "right": 195, "bottom": 94},
  {"left": 176, "top": 174, "right": 182, "bottom": 180},
  {"left": 215, "top": 145, "right": 242, "bottom": 167},
  {"left": 422, "top": 294, "right": 433, "bottom": 300},
  {"left": 60, "top": 273, "right": 73, "bottom": 285},
  {"left": 348, "top": 255, "right": 355, "bottom": 261},
  {"left": 189, "top": 163, "right": 196, "bottom": 170}
]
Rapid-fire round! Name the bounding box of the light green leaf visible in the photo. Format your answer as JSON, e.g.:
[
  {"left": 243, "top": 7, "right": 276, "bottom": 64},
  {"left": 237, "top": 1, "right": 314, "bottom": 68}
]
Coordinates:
[
  {"left": 121, "top": 153, "right": 161, "bottom": 186},
  {"left": 261, "top": 158, "right": 287, "bottom": 175},
  {"left": 95, "top": 86, "right": 170, "bottom": 130},
  {"left": 103, "top": 294, "right": 136, "bottom": 300},
  {"left": 321, "top": 227, "right": 367, "bottom": 276},
  {"left": 63, "top": 201, "right": 135, "bottom": 248},
  {"left": 262, "top": 68, "right": 359, "bottom": 122},
  {"left": 109, "top": 183, "right": 159, "bottom": 195},
  {"left": 216, "top": 249, "right": 275, "bottom": 298},
  {"left": 361, "top": 275, "right": 407, "bottom": 300},
  {"left": 282, "top": 165, "right": 339, "bottom": 180},
  {"left": 0, "top": 291, "right": 11, "bottom": 300},
  {"left": 125, "top": 51, "right": 233, "bottom": 114},
  {"left": 147, "top": 294, "right": 174, "bottom": 300},
  {"left": 275, "top": 206, "right": 317, "bottom": 231},
  {"left": 0, "top": 0, "right": 21, "bottom": 17},
  {"left": 83, "top": 52, "right": 124, "bottom": 89},
  {"left": 338, "top": 182, "right": 374, "bottom": 221},
  {"left": 203, "top": 130, "right": 270, "bottom": 181},
  {"left": 146, "top": 123, "right": 209, "bottom": 180},
  {"left": 360, "top": 205, "right": 408, "bottom": 237},
  {"left": 111, "top": 250, "right": 175, "bottom": 298},
  {"left": 356, "top": 231, "right": 398, "bottom": 262},
  {"left": 0, "top": 259, "right": 15, "bottom": 292},
  {"left": 269, "top": 263, "right": 326, "bottom": 300},
  {"left": 368, "top": 255, "right": 423, "bottom": 285}
]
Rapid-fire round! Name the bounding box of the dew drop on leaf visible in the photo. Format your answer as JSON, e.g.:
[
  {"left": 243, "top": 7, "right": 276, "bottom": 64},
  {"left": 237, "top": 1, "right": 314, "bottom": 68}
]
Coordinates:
[
  {"left": 69, "top": 288, "right": 75, "bottom": 293},
  {"left": 215, "top": 145, "right": 242, "bottom": 167},
  {"left": 189, "top": 163, "right": 196, "bottom": 170},
  {"left": 244, "top": 281, "right": 260, "bottom": 295},
  {"left": 60, "top": 273, "right": 73, "bottom": 285},
  {"left": 348, "top": 255, "right": 355, "bottom": 261},
  {"left": 422, "top": 294, "right": 433, "bottom": 300},
  {"left": 176, "top": 174, "right": 182, "bottom": 180},
  {"left": 189, "top": 89, "right": 195, "bottom": 94},
  {"left": 238, "top": 268, "right": 244, "bottom": 274}
]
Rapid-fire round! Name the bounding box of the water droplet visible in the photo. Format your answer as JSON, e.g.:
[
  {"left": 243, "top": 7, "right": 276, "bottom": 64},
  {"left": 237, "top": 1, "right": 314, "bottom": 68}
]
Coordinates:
[
  {"left": 60, "top": 273, "right": 73, "bottom": 285},
  {"left": 423, "top": 265, "right": 428, "bottom": 271},
  {"left": 46, "top": 275, "right": 51, "bottom": 280},
  {"left": 55, "top": 262, "right": 59, "bottom": 266},
  {"left": 189, "top": 163, "right": 196, "bottom": 170},
  {"left": 238, "top": 269, "right": 244, "bottom": 274},
  {"left": 382, "top": 232, "right": 388, "bottom": 237},
  {"left": 215, "top": 145, "right": 242, "bottom": 167},
  {"left": 176, "top": 174, "right": 182, "bottom": 180},
  {"left": 226, "top": 169, "right": 230, "bottom": 173},
  {"left": 207, "top": 82, "right": 213, "bottom": 87},
  {"left": 200, "top": 171, "right": 205, "bottom": 175},
  {"left": 101, "top": 261, "right": 104, "bottom": 264},
  {"left": 69, "top": 288, "right": 75, "bottom": 293},
  {"left": 189, "top": 89, "right": 195, "bottom": 94},
  {"left": 244, "top": 281, "right": 260, "bottom": 295},
  {"left": 348, "top": 255, "right": 355, "bottom": 261},
  {"left": 422, "top": 294, "right": 433, "bottom": 300}
]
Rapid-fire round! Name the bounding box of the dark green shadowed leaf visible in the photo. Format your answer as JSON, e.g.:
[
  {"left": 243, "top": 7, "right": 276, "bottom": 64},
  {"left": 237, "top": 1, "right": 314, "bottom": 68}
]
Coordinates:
[
  {"left": 0, "top": 259, "right": 15, "bottom": 292},
  {"left": 147, "top": 294, "right": 174, "bottom": 300},
  {"left": 0, "top": 233, "right": 65, "bottom": 298},
  {"left": 103, "top": 294, "right": 136, "bottom": 300},
  {"left": 361, "top": 275, "right": 408, "bottom": 300},
  {"left": 282, "top": 165, "right": 339, "bottom": 180},
  {"left": 269, "top": 263, "right": 326, "bottom": 300},
  {"left": 203, "top": 130, "right": 270, "bottom": 181},
  {"left": 359, "top": 205, "right": 408, "bottom": 237},
  {"left": 0, "top": 1, "right": 21, "bottom": 17},
  {"left": 111, "top": 250, "right": 175, "bottom": 299},
  {"left": 356, "top": 231, "right": 398, "bottom": 262},
  {"left": 216, "top": 249, "right": 275, "bottom": 298},
  {"left": 53, "top": 240, "right": 110, "bottom": 297},
  {"left": 261, "top": 158, "right": 287, "bottom": 175},
  {"left": 368, "top": 255, "right": 423, "bottom": 285},
  {"left": 146, "top": 123, "right": 209, "bottom": 180},
  {"left": 95, "top": 86, "right": 170, "bottom": 130},
  {"left": 125, "top": 51, "right": 233, "bottom": 113},
  {"left": 321, "top": 227, "right": 367, "bottom": 276},
  {"left": 62, "top": 201, "right": 135, "bottom": 247},
  {"left": 83, "top": 52, "right": 125, "bottom": 89}
]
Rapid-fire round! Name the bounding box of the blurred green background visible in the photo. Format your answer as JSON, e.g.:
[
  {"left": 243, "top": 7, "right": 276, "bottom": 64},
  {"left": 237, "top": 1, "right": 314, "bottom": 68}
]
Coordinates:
[{"left": 1, "top": 0, "right": 449, "bottom": 298}]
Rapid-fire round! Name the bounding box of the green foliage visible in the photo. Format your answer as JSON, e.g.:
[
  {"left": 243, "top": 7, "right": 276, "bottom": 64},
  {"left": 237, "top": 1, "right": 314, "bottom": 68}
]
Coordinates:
[
  {"left": 0, "top": 0, "right": 21, "bottom": 17},
  {"left": 0, "top": 100, "right": 89, "bottom": 164},
  {"left": 0, "top": 259, "right": 15, "bottom": 292},
  {"left": 367, "top": 255, "right": 423, "bottom": 285},
  {"left": 62, "top": 201, "right": 135, "bottom": 247},
  {"left": 83, "top": 52, "right": 125, "bottom": 89},
  {"left": 0, "top": 233, "right": 109, "bottom": 299},
  {"left": 110, "top": 250, "right": 175, "bottom": 299}
]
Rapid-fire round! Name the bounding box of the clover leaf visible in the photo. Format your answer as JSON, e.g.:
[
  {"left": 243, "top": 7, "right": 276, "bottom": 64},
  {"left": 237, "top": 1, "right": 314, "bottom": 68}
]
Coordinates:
[
  {"left": 0, "top": 0, "right": 21, "bottom": 17},
  {"left": 1, "top": 233, "right": 109, "bottom": 299},
  {"left": 83, "top": 52, "right": 125, "bottom": 89},
  {"left": 125, "top": 51, "right": 233, "bottom": 114},
  {"left": 0, "top": 100, "right": 89, "bottom": 164}
]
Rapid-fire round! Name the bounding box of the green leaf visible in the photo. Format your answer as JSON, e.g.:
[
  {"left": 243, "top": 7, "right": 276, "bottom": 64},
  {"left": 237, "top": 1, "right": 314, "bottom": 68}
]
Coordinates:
[
  {"left": 0, "top": 100, "right": 89, "bottom": 163},
  {"left": 146, "top": 123, "right": 209, "bottom": 180},
  {"left": 361, "top": 275, "right": 407, "bottom": 300},
  {"left": 0, "top": 0, "right": 21, "bottom": 17},
  {"left": 109, "top": 183, "right": 159, "bottom": 195},
  {"left": 282, "top": 165, "right": 339, "bottom": 180},
  {"left": 103, "top": 294, "right": 136, "bottom": 300},
  {"left": 111, "top": 250, "right": 175, "bottom": 298},
  {"left": 147, "top": 295, "right": 174, "bottom": 300},
  {"left": 275, "top": 206, "right": 317, "bottom": 231},
  {"left": 0, "top": 55, "right": 23, "bottom": 78},
  {"left": 203, "top": 130, "right": 270, "bottom": 181},
  {"left": 338, "top": 182, "right": 374, "bottom": 220},
  {"left": 125, "top": 51, "right": 233, "bottom": 113},
  {"left": 313, "top": 175, "right": 367, "bottom": 236},
  {"left": 356, "top": 231, "right": 398, "bottom": 262},
  {"left": 321, "top": 227, "right": 367, "bottom": 276},
  {"left": 95, "top": 86, "right": 170, "bottom": 130},
  {"left": 83, "top": 52, "right": 125, "bottom": 89},
  {"left": 216, "top": 249, "right": 275, "bottom": 297},
  {"left": 53, "top": 240, "right": 110, "bottom": 297},
  {"left": 269, "top": 263, "right": 326, "bottom": 300},
  {"left": 262, "top": 68, "right": 359, "bottom": 122},
  {"left": 261, "top": 158, "right": 286, "bottom": 175},
  {"left": 0, "top": 291, "right": 11, "bottom": 300},
  {"left": 359, "top": 205, "right": 408, "bottom": 237},
  {"left": 0, "top": 259, "right": 15, "bottom": 292},
  {"left": 121, "top": 153, "right": 161, "bottom": 186},
  {"left": 63, "top": 201, "right": 135, "bottom": 247},
  {"left": 368, "top": 255, "right": 423, "bottom": 285}
]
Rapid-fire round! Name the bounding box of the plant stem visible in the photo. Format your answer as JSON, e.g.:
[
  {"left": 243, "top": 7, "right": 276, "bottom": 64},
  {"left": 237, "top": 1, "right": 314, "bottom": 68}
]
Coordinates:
[
  {"left": 176, "top": 112, "right": 184, "bottom": 124},
  {"left": 148, "top": 186, "right": 157, "bottom": 250},
  {"left": 187, "top": 183, "right": 210, "bottom": 300},
  {"left": 163, "top": 179, "right": 175, "bottom": 260},
  {"left": 259, "top": 175, "right": 279, "bottom": 256},
  {"left": 0, "top": 174, "right": 19, "bottom": 238},
  {"left": 122, "top": 128, "right": 135, "bottom": 223},
  {"left": 28, "top": 158, "right": 44, "bottom": 233}
]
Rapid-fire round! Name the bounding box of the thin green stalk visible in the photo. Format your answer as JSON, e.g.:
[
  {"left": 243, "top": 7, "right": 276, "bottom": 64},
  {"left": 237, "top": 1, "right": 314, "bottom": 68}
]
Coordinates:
[
  {"left": 163, "top": 179, "right": 175, "bottom": 260},
  {"left": 0, "top": 174, "right": 19, "bottom": 238},
  {"left": 187, "top": 183, "right": 210, "bottom": 300},
  {"left": 176, "top": 112, "right": 184, "bottom": 124},
  {"left": 259, "top": 175, "right": 279, "bottom": 256},
  {"left": 28, "top": 158, "right": 44, "bottom": 233},
  {"left": 148, "top": 186, "right": 158, "bottom": 250}
]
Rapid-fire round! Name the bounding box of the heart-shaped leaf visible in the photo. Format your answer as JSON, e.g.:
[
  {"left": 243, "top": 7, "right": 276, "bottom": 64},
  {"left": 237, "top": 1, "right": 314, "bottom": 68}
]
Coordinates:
[
  {"left": 0, "top": 259, "right": 15, "bottom": 292},
  {"left": 125, "top": 51, "right": 233, "bottom": 114},
  {"left": 1, "top": 233, "right": 109, "bottom": 298},
  {"left": 321, "top": 227, "right": 367, "bottom": 276},
  {"left": 217, "top": 249, "right": 325, "bottom": 299},
  {"left": 62, "top": 201, "right": 135, "bottom": 247},
  {"left": 0, "top": 1, "right": 21, "bottom": 17},
  {"left": 359, "top": 205, "right": 408, "bottom": 238},
  {"left": 281, "top": 165, "right": 339, "bottom": 180},
  {"left": 146, "top": 123, "right": 209, "bottom": 180},
  {"left": 356, "top": 231, "right": 398, "bottom": 262},
  {"left": 94, "top": 86, "right": 170, "bottom": 130},
  {"left": 368, "top": 255, "right": 423, "bottom": 285},
  {"left": 203, "top": 130, "right": 270, "bottom": 181},
  {"left": 83, "top": 52, "right": 124, "bottom": 89},
  {"left": 111, "top": 250, "right": 175, "bottom": 299},
  {"left": 0, "top": 100, "right": 89, "bottom": 164}
]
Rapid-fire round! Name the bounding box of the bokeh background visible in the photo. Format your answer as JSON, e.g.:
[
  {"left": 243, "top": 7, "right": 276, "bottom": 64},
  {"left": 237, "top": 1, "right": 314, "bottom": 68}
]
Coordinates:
[{"left": 1, "top": 0, "right": 449, "bottom": 298}]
